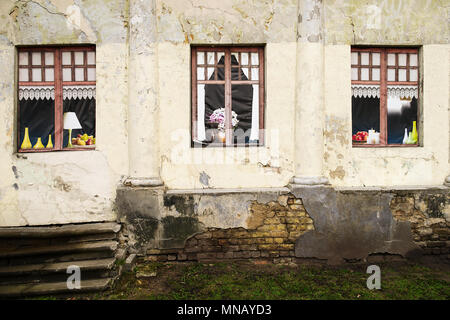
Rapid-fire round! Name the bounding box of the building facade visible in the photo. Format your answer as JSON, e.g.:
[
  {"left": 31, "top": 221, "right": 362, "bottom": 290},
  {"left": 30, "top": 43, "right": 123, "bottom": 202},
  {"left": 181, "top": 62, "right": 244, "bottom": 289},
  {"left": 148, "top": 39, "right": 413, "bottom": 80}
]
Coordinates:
[{"left": 0, "top": 0, "right": 449, "bottom": 264}]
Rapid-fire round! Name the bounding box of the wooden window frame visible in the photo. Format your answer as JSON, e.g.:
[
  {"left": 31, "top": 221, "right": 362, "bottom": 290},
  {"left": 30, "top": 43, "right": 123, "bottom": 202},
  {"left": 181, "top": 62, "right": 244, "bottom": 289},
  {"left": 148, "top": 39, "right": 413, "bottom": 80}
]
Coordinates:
[
  {"left": 17, "top": 46, "right": 96, "bottom": 153},
  {"left": 351, "top": 47, "right": 420, "bottom": 148},
  {"left": 191, "top": 46, "right": 265, "bottom": 147}
]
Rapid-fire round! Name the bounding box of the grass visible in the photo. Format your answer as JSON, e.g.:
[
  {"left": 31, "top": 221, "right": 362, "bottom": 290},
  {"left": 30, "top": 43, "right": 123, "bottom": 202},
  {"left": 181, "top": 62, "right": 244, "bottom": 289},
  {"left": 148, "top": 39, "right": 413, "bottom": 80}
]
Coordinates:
[{"left": 81, "top": 261, "right": 449, "bottom": 300}]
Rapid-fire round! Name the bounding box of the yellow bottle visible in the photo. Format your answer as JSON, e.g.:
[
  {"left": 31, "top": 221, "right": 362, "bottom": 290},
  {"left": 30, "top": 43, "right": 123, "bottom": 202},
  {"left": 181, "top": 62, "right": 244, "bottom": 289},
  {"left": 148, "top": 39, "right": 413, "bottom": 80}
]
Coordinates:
[
  {"left": 21, "top": 127, "right": 32, "bottom": 149},
  {"left": 33, "top": 137, "right": 45, "bottom": 149},
  {"left": 411, "top": 121, "right": 418, "bottom": 144},
  {"left": 46, "top": 134, "right": 53, "bottom": 148}
]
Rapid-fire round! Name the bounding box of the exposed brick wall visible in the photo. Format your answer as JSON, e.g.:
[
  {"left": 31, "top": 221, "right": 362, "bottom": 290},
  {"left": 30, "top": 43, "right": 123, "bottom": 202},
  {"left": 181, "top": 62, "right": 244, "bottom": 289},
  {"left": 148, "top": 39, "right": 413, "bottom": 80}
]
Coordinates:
[
  {"left": 145, "top": 195, "right": 314, "bottom": 263},
  {"left": 390, "top": 195, "right": 450, "bottom": 259}
]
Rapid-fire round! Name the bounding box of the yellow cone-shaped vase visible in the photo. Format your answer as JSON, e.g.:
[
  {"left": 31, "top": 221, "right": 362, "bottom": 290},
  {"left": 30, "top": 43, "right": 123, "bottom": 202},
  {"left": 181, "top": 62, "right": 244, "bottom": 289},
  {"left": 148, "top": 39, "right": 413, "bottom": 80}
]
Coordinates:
[
  {"left": 411, "top": 121, "right": 418, "bottom": 144},
  {"left": 21, "top": 127, "right": 32, "bottom": 149},
  {"left": 33, "top": 137, "right": 45, "bottom": 149},
  {"left": 46, "top": 134, "right": 53, "bottom": 148}
]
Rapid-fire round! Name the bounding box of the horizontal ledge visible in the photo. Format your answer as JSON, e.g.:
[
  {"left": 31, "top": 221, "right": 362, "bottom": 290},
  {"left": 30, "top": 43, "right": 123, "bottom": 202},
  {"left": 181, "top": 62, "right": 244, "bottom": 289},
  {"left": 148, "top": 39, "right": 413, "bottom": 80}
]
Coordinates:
[
  {"left": 166, "top": 187, "right": 291, "bottom": 195},
  {"left": 335, "top": 185, "right": 449, "bottom": 192}
]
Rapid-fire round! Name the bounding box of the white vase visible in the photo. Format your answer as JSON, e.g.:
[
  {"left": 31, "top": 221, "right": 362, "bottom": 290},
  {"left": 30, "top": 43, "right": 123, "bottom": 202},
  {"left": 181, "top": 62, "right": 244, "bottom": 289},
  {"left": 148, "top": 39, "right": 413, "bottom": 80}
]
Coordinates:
[{"left": 402, "top": 128, "right": 408, "bottom": 144}]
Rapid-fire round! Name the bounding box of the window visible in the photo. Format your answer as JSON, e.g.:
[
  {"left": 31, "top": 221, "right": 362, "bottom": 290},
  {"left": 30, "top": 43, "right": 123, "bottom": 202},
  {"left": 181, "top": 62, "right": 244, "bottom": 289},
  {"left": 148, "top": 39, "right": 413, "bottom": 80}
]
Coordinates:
[
  {"left": 18, "top": 46, "right": 96, "bottom": 152},
  {"left": 191, "top": 47, "right": 264, "bottom": 146},
  {"left": 351, "top": 47, "right": 419, "bottom": 146}
]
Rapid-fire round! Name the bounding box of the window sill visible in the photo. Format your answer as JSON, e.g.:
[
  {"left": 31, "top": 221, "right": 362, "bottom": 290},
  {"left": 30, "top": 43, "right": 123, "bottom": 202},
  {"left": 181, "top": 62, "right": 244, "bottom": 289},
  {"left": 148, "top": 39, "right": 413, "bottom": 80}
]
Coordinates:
[
  {"left": 18, "top": 146, "right": 96, "bottom": 153},
  {"left": 352, "top": 143, "right": 419, "bottom": 148},
  {"left": 192, "top": 141, "right": 263, "bottom": 148}
]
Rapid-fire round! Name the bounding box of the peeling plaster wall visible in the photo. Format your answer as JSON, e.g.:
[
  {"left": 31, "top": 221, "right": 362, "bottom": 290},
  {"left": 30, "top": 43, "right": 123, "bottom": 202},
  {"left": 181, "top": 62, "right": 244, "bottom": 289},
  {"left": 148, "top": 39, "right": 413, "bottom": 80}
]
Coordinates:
[{"left": 0, "top": 0, "right": 129, "bottom": 226}]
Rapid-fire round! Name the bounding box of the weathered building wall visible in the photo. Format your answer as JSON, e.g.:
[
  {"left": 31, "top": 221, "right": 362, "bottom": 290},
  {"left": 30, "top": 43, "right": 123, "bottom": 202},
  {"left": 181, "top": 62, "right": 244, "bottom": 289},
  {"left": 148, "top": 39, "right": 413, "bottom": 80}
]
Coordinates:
[{"left": 0, "top": 0, "right": 129, "bottom": 226}]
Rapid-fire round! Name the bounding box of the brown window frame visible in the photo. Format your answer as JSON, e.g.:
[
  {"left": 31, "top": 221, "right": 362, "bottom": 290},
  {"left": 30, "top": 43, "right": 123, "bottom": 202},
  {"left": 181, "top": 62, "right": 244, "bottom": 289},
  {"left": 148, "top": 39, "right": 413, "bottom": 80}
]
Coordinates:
[
  {"left": 17, "top": 45, "right": 96, "bottom": 153},
  {"left": 351, "top": 47, "right": 420, "bottom": 148},
  {"left": 191, "top": 46, "right": 265, "bottom": 147}
]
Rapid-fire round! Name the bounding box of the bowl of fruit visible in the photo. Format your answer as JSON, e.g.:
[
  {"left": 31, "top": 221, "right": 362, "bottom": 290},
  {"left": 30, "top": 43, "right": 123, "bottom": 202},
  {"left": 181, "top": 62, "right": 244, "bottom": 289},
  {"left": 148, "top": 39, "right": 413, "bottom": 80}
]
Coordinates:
[
  {"left": 352, "top": 131, "right": 368, "bottom": 144},
  {"left": 72, "top": 133, "right": 95, "bottom": 146}
]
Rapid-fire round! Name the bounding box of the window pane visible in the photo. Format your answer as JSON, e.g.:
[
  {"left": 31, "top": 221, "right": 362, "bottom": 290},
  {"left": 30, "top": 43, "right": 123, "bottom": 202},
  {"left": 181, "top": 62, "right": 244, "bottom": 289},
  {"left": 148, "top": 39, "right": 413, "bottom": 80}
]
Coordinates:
[
  {"left": 351, "top": 52, "right": 358, "bottom": 65},
  {"left": 409, "top": 54, "right": 418, "bottom": 67},
  {"left": 251, "top": 68, "right": 259, "bottom": 80},
  {"left": 372, "top": 53, "right": 380, "bottom": 66},
  {"left": 242, "top": 68, "right": 249, "bottom": 79},
  {"left": 197, "top": 67, "right": 205, "bottom": 80},
  {"left": 361, "top": 68, "right": 369, "bottom": 81},
  {"left": 232, "top": 84, "right": 255, "bottom": 144},
  {"left": 62, "top": 52, "right": 71, "bottom": 65},
  {"left": 63, "top": 91, "right": 96, "bottom": 148},
  {"left": 45, "top": 68, "right": 54, "bottom": 82},
  {"left": 87, "top": 52, "right": 95, "bottom": 65},
  {"left": 410, "top": 69, "right": 418, "bottom": 81},
  {"left": 398, "top": 54, "right": 407, "bottom": 66},
  {"left": 398, "top": 69, "right": 406, "bottom": 81},
  {"left": 75, "top": 68, "right": 84, "bottom": 81},
  {"left": 45, "top": 52, "right": 54, "bottom": 66},
  {"left": 352, "top": 96, "right": 380, "bottom": 143},
  {"left": 351, "top": 68, "right": 358, "bottom": 80},
  {"left": 19, "top": 68, "right": 29, "bottom": 81},
  {"left": 241, "top": 53, "right": 249, "bottom": 65},
  {"left": 197, "top": 51, "right": 204, "bottom": 65},
  {"left": 19, "top": 52, "right": 29, "bottom": 65},
  {"left": 361, "top": 53, "right": 369, "bottom": 65},
  {"left": 32, "top": 68, "right": 42, "bottom": 81},
  {"left": 203, "top": 84, "right": 225, "bottom": 143},
  {"left": 19, "top": 90, "right": 55, "bottom": 150},
  {"left": 32, "top": 52, "right": 41, "bottom": 65},
  {"left": 207, "top": 52, "right": 214, "bottom": 65},
  {"left": 387, "top": 69, "right": 396, "bottom": 81},
  {"left": 251, "top": 53, "right": 259, "bottom": 65},
  {"left": 63, "top": 68, "right": 72, "bottom": 81},
  {"left": 387, "top": 53, "right": 396, "bottom": 66},
  {"left": 387, "top": 92, "right": 418, "bottom": 144},
  {"left": 372, "top": 68, "right": 380, "bottom": 81},
  {"left": 217, "top": 52, "right": 225, "bottom": 64},
  {"left": 207, "top": 67, "right": 214, "bottom": 80},
  {"left": 75, "top": 52, "right": 84, "bottom": 65},
  {"left": 87, "top": 68, "right": 96, "bottom": 81}
]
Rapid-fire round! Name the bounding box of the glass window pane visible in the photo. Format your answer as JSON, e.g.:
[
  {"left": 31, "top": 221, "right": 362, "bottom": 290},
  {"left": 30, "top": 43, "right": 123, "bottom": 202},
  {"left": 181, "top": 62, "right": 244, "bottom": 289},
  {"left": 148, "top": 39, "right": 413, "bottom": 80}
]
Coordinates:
[
  {"left": 387, "top": 69, "right": 396, "bottom": 81},
  {"left": 388, "top": 54, "right": 396, "bottom": 66},
  {"left": 351, "top": 52, "right": 358, "bottom": 65},
  {"left": 45, "top": 52, "right": 54, "bottom": 66},
  {"left": 409, "top": 54, "right": 418, "bottom": 67},
  {"left": 87, "top": 52, "right": 95, "bottom": 65},
  {"left": 351, "top": 68, "right": 358, "bottom": 80},
  {"left": 87, "top": 68, "right": 96, "bottom": 81},
  {"left": 387, "top": 94, "right": 418, "bottom": 144},
  {"left": 251, "top": 53, "right": 259, "bottom": 65},
  {"left": 372, "top": 53, "right": 380, "bottom": 66},
  {"left": 410, "top": 69, "right": 418, "bottom": 81},
  {"left": 232, "top": 53, "right": 239, "bottom": 64},
  {"left": 207, "top": 67, "right": 214, "bottom": 80},
  {"left": 62, "top": 52, "right": 71, "bottom": 65},
  {"left": 19, "top": 68, "right": 29, "bottom": 81},
  {"left": 207, "top": 52, "right": 214, "bottom": 65},
  {"left": 19, "top": 96, "right": 55, "bottom": 150},
  {"left": 231, "top": 67, "right": 239, "bottom": 80},
  {"left": 352, "top": 96, "right": 380, "bottom": 143},
  {"left": 217, "top": 52, "right": 225, "bottom": 64},
  {"left": 197, "top": 67, "right": 205, "bottom": 80},
  {"left": 45, "top": 68, "right": 54, "bottom": 82},
  {"left": 63, "top": 68, "right": 72, "bottom": 81},
  {"left": 32, "top": 68, "right": 42, "bottom": 81},
  {"left": 75, "top": 68, "right": 84, "bottom": 81},
  {"left": 232, "top": 83, "right": 255, "bottom": 144},
  {"left": 398, "top": 54, "right": 407, "bottom": 66},
  {"left": 62, "top": 96, "right": 96, "bottom": 148},
  {"left": 398, "top": 69, "right": 406, "bottom": 81},
  {"left": 361, "top": 53, "right": 369, "bottom": 65},
  {"left": 75, "top": 52, "right": 84, "bottom": 65},
  {"left": 361, "top": 68, "right": 369, "bottom": 81},
  {"left": 203, "top": 84, "right": 225, "bottom": 143},
  {"left": 32, "top": 52, "right": 41, "bottom": 65},
  {"left": 251, "top": 68, "right": 259, "bottom": 80},
  {"left": 242, "top": 68, "right": 249, "bottom": 79},
  {"left": 197, "top": 52, "right": 204, "bottom": 65},
  {"left": 241, "top": 53, "right": 249, "bottom": 65},
  {"left": 19, "top": 52, "right": 29, "bottom": 65},
  {"left": 372, "top": 68, "right": 380, "bottom": 81}
]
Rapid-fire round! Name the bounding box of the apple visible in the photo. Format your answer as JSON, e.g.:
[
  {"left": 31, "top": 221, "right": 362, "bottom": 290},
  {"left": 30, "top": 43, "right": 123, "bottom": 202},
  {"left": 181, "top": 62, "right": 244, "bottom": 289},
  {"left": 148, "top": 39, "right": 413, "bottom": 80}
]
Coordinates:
[{"left": 86, "top": 139, "right": 93, "bottom": 145}]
